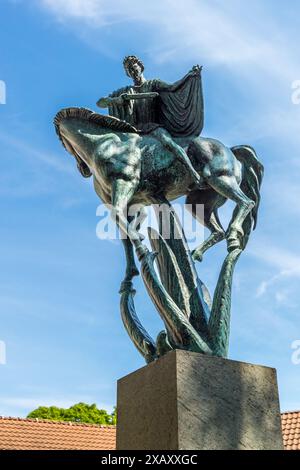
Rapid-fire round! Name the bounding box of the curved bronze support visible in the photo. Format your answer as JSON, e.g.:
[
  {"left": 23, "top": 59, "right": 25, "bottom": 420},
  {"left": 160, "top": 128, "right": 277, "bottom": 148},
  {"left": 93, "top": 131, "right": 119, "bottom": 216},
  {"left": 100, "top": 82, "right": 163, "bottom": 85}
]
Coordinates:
[
  {"left": 119, "top": 201, "right": 243, "bottom": 362},
  {"left": 119, "top": 280, "right": 157, "bottom": 363},
  {"left": 135, "top": 244, "right": 213, "bottom": 355},
  {"left": 209, "top": 249, "right": 242, "bottom": 357}
]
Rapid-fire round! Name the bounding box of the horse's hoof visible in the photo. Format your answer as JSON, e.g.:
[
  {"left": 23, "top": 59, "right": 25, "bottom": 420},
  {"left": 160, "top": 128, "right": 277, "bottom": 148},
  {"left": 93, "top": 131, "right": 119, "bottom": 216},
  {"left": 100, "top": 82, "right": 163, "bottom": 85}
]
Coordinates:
[
  {"left": 188, "top": 179, "right": 202, "bottom": 192},
  {"left": 135, "top": 243, "right": 149, "bottom": 262},
  {"left": 192, "top": 249, "right": 203, "bottom": 262},
  {"left": 126, "top": 266, "right": 139, "bottom": 280},
  {"left": 131, "top": 266, "right": 140, "bottom": 277},
  {"left": 227, "top": 238, "right": 240, "bottom": 252},
  {"left": 119, "top": 279, "right": 135, "bottom": 294},
  {"left": 187, "top": 183, "right": 198, "bottom": 192},
  {"left": 226, "top": 227, "right": 244, "bottom": 240}
]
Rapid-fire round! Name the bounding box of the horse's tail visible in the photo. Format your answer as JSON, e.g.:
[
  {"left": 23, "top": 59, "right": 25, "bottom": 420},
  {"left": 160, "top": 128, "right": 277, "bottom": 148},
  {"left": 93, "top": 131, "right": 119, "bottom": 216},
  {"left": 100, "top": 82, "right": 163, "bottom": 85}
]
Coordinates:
[{"left": 231, "top": 145, "right": 264, "bottom": 249}]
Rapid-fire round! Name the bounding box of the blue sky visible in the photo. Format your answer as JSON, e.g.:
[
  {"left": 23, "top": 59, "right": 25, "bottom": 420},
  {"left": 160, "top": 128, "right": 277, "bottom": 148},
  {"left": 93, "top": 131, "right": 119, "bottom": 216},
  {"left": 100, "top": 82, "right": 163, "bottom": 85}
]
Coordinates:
[{"left": 0, "top": 0, "right": 300, "bottom": 417}]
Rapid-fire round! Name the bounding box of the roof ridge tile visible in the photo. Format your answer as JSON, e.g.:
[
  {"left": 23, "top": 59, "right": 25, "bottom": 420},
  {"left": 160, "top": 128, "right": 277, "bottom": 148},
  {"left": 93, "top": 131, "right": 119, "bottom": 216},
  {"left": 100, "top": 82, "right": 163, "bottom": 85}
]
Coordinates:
[{"left": 0, "top": 416, "right": 116, "bottom": 428}]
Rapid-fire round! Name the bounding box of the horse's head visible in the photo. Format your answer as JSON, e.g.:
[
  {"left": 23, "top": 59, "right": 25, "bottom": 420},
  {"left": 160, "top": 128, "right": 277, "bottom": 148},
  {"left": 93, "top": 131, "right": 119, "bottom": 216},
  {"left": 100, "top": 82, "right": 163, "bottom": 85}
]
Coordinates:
[
  {"left": 54, "top": 108, "right": 95, "bottom": 177},
  {"left": 54, "top": 107, "right": 138, "bottom": 178}
]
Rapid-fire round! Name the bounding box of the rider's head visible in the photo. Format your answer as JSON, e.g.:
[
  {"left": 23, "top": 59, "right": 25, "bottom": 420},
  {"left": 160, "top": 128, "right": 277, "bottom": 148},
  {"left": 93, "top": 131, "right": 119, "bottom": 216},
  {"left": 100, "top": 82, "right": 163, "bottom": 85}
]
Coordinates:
[{"left": 123, "top": 55, "right": 145, "bottom": 83}]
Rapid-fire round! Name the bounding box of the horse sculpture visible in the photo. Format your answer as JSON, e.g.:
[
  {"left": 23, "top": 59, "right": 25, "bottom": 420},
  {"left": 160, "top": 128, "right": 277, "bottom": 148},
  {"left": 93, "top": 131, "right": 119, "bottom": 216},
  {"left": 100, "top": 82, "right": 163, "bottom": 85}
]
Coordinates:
[
  {"left": 54, "top": 107, "right": 263, "bottom": 361},
  {"left": 54, "top": 107, "right": 263, "bottom": 280}
]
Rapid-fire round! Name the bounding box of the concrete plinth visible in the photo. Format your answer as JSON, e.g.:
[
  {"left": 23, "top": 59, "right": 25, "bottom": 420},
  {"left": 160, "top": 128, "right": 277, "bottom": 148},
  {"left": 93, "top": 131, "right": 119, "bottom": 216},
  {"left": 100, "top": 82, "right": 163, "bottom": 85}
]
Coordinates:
[{"left": 116, "top": 350, "right": 283, "bottom": 450}]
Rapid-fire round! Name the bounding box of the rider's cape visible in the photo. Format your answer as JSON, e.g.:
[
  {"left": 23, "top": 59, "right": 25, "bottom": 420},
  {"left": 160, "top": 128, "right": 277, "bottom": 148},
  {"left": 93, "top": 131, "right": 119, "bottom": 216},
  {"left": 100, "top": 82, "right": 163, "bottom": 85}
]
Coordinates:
[
  {"left": 158, "top": 72, "right": 204, "bottom": 137},
  {"left": 108, "top": 72, "right": 204, "bottom": 138}
]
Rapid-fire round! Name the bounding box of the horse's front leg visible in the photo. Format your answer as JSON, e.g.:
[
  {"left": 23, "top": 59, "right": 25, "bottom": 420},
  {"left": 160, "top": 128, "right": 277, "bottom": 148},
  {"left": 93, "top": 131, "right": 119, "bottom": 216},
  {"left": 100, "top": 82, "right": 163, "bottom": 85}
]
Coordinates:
[
  {"left": 121, "top": 236, "right": 139, "bottom": 282},
  {"left": 111, "top": 178, "right": 144, "bottom": 282},
  {"left": 129, "top": 206, "right": 147, "bottom": 241},
  {"left": 121, "top": 207, "right": 148, "bottom": 281}
]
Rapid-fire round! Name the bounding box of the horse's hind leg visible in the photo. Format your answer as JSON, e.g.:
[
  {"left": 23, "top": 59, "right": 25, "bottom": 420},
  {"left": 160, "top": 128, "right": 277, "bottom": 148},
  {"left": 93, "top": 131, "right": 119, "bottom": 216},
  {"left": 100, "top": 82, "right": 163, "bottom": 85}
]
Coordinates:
[
  {"left": 153, "top": 127, "right": 201, "bottom": 186},
  {"left": 194, "top": 210, "right": 226, "bottom": 261},
  {"left": 186, "top": 190, "right": 226, "bottom": 262},
  {"left": 209, "top": 175, "right": 255, "bottom": 251}
]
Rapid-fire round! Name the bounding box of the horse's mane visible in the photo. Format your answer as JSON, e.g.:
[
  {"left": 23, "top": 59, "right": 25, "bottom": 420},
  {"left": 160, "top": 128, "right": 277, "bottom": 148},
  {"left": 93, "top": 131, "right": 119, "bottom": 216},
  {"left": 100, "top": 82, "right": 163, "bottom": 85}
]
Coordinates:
[{"left": 54, "top": 107, "right": 138, "bottom": 135}]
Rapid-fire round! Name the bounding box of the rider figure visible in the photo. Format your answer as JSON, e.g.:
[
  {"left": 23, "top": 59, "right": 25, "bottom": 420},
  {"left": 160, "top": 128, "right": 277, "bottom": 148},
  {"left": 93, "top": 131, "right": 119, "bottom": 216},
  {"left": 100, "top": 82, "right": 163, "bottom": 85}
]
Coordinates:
[{"left": 97, "top": 55, "right": 204, "bottom": 188}]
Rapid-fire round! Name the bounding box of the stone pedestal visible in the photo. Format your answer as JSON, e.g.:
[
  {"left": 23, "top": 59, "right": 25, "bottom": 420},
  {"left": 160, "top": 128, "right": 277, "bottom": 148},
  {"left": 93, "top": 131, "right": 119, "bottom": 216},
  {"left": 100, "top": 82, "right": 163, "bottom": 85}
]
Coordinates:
[{"left": 116, "top": 350, "right": 283, "bottom": 450}]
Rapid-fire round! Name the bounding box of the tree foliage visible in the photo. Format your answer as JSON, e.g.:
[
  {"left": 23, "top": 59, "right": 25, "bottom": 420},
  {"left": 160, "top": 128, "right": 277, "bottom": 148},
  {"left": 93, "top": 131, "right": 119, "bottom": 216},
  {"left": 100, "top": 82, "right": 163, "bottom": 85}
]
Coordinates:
[{"left": 27, "top": 403, "right": 116, "bottom": 425}]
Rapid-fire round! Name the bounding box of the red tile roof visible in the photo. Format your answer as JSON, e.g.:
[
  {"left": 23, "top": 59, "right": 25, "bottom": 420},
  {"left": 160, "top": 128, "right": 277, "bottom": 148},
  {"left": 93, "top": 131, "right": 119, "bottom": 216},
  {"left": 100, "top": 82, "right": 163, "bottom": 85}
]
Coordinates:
[
  {"left": 281, "top": 411, "right": 300, "bottom": 451},
  {"left": 0, "top": 412, "right": 299, "bottom": 450},
  {"left": 0, "top": 417, "right": 116, "bottom": 450}
]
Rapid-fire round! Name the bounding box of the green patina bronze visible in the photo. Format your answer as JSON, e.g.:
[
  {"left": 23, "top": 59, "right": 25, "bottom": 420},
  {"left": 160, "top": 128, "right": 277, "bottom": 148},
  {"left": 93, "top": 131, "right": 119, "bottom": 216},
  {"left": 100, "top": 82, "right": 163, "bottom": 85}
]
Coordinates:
[{"left": 54, "top": 56, "right": 264, "bottom": 362}]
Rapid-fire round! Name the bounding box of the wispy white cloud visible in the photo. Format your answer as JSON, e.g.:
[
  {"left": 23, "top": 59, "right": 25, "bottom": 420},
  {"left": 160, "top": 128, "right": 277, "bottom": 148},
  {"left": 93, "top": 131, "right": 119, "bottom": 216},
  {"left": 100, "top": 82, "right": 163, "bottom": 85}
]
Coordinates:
[
  {"left": 0, "top": 130, "right": 91, "bottom": 199},
  {"left": 250, "top": 241, "right": 300, "bottom": 298},
  {"left": 0, "top": 131, "right": 73, "bottom": 175},
  {"left": 251, "top": 242, "right": 300, "bottom": 275},
  {"left": 36, "top": 0, "right": 300, "bottom": 149},
  {"left": 264, "top": 178, "right": 300, "bottom": 218},
  {"left": 38, "top": 0, "right": 298, "bottom": 78}
]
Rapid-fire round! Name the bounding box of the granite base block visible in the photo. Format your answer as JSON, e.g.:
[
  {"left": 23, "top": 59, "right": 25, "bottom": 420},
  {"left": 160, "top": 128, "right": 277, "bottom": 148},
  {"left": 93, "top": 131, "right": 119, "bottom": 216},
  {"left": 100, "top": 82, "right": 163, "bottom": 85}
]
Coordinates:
[{"left": 116, "top": 350, "right": 283, "bottom": 450}]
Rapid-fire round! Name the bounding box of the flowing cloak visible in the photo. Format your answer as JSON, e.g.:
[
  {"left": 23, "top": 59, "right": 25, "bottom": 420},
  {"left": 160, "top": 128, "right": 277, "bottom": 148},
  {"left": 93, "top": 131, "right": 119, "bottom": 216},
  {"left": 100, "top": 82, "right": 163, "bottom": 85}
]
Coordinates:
[{"left": 108, "top": 72, "right": 204, "bottom": 137}]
